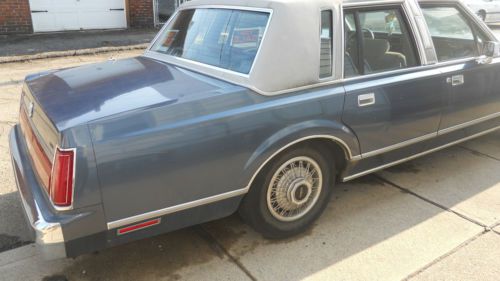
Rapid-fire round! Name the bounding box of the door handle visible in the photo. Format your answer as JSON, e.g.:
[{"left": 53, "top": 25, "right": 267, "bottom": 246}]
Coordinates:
[
  {"left": 358, "top": 93, "right": 375, "bottom": 107},
  {"left": 447, "top": 75, "right": 464, "bottom": 86}
]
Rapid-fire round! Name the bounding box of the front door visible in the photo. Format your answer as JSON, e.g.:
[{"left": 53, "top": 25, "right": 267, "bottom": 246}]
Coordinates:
[
  {"left": 421, "top": 4, "right": 500, "bottom": 132},
  {"left": 342, "top": 5, "right": 446, "bottom": 156}
]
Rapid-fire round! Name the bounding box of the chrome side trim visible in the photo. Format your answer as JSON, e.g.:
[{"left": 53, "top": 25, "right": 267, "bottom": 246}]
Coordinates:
[
  {"left": 359, "top": 112, "right": 500, "bottom": 159},
  {"left": 438, "top": 112, "right": 500, "bottom": 136},
  {"left": 343, "top": 125, "right": 500, "bottom": 182},
  {"left": 362, "top": 132, "right": 436, "bottom": 158},
  {"left": 107, "top": 135, "right": 358, "bottom": 230},
  {"left": 245, "top": 135, "right": 359, "bottom": 190},
  {"left": 107, "top": 187, "right": 249, "bottom": 230}
]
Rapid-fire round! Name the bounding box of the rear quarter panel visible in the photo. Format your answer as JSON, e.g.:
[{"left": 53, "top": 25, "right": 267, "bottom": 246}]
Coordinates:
[{"left": 88, "top": 85, "right": 358, "bottom": 223}]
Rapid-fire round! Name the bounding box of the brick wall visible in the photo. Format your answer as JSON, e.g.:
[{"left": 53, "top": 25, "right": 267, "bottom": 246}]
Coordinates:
[
  {"left": 0, "top": 0, "right": 32, "bottom": 34},
  {"left": 128, "top": 0, "right": 155, "bottom": 28}
]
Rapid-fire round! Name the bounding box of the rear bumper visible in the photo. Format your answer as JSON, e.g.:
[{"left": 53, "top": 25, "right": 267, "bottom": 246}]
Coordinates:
[{"left": 9, "top": 125, "right": 66, "bottom": 259}]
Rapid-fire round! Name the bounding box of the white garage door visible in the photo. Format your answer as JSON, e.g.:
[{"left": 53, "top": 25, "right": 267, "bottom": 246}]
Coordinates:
[{"left": 29, "top": 0, "right": 127, "bottom": 32}]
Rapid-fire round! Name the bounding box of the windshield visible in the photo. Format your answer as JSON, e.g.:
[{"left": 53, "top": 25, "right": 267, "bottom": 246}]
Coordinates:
[{"left": 151, "top": 8, "right": 270, "bottom": 74}]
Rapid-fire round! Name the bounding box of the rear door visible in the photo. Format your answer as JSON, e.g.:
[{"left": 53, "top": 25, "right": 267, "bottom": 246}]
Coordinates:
[
  {"left": 342, "top": 4, "right": 446, "bottom": 157},
  {"left": 421, "top": 3, "right": 500, "bottom": 132}
]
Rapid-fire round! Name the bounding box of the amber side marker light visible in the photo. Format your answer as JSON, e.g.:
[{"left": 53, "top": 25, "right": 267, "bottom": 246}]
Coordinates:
[
  {"left": 49, "top": 148, "right": 75, "bottom": 208},
  {"left": 117, "top": 218, "right": 162, "bottom": 235}
]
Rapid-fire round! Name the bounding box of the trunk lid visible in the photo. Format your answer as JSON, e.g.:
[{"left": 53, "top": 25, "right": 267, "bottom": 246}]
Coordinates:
[{"left": 25, "top": 56, "right": 237, "bottom": 131}]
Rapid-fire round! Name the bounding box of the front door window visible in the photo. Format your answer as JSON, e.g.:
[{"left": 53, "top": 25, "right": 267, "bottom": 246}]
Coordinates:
[{"left": 422, "top": 6, "right": 488, "bottom": 62}]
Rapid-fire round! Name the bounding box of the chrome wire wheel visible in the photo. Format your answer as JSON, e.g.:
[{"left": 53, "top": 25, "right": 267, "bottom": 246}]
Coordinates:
[{"left": 266, "top": 156, "right": 323, "bottom": 222}]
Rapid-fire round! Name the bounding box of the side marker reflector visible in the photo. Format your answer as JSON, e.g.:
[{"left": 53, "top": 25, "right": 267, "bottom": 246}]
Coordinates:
[{"left": 117, "top": 218, "right": 161, "bottom": 235}]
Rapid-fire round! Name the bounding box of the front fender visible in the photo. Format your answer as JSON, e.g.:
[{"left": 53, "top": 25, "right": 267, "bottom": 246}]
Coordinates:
[{"left": 239, "top": 119, "right": 360, "bottom": 189}]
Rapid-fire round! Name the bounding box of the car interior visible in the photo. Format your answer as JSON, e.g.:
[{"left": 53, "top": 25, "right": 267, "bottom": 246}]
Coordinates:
[{"left": 344, "top": 9, "right": 419, "bottom": 77}]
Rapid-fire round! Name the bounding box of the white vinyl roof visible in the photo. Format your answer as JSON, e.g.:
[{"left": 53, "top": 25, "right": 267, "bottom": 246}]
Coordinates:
[{"left": 145, "top": 0, "right": 343, "bottom": 95}]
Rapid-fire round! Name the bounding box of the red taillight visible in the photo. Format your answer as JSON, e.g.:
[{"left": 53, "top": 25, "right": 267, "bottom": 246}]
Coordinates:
[
  {"left": 49, "top": 148, "right": 75, "bottom": 208},
  {"left": 20, "top": 109, "right": 52, "bottom": 189}
]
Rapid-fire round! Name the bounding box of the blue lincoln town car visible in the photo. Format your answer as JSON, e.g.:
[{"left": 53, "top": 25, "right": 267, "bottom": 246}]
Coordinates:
[{"left": 9, "top": 0, "right": 500, "bottom": 259}]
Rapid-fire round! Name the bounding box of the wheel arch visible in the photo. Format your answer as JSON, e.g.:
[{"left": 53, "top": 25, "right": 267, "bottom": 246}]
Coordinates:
[{"left": 241, "top": 120, "right": 361, "bottom": 190}]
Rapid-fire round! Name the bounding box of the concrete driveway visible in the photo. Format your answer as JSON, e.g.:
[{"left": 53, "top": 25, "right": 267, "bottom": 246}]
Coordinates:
[{"left": 0, "top": 45, "right": 499, "bottom": 280}]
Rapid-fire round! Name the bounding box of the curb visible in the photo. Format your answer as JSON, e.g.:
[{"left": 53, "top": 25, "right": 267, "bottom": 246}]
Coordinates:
[{"left": 0, "top": 44, "right": 149, "bottom": 64}]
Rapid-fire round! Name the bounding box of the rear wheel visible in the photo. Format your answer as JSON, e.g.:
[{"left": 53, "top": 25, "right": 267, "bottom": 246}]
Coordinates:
[{"left": 239, "top": 146, "right": 335, "bottom": 239}]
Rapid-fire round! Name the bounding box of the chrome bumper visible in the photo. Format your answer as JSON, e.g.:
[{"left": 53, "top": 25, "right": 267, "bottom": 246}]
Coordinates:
[{"left": 9, "top": 125, "right": 66, "bottom": 259}]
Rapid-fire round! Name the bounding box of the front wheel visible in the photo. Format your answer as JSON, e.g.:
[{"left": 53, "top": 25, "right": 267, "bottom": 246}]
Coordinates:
[{"left": 239, "top": 146, "right": 335, "bottom": 239}]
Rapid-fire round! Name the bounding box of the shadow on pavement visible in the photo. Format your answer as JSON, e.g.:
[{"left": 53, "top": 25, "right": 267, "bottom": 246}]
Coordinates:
[{"left": 0, "top": 192, "right": 32, "bottom": 252}]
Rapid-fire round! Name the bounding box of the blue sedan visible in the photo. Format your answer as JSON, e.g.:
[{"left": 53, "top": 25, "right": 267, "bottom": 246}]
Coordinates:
[{"left": 9, "top": 0, "right": 500, "bottom": 259}]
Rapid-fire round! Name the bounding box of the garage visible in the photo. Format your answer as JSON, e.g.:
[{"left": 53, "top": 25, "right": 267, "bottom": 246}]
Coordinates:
[{"left": 29, "top": 0, "right": 127, "bottom": 32}]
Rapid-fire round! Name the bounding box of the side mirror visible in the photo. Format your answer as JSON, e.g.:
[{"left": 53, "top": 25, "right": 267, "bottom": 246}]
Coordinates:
[
  {"left": 483, "top": 41, "right": 500, "bottom": 58},
  {"left": 477, "top": 41, "right": 500, "bottom": 64}
]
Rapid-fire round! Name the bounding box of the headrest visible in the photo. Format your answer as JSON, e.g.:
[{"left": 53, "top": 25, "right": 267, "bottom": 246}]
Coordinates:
[{"left": 363, "top": 39, "right": 390, "bottom": 57}]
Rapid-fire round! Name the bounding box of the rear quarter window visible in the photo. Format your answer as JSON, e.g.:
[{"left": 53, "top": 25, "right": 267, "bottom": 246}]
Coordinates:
[{"left": 151, "top": 8, "right": 270, "bottom": 75}]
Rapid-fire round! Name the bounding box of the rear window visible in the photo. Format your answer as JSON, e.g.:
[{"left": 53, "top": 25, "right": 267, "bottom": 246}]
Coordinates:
[{"left": 151, "top": 8, "right": 270, "bottom": 74}]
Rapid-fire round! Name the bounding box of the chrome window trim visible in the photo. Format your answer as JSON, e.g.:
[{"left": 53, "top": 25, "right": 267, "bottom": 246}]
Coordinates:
[
  {"left": 343, "top": 0, "right": 406, "bottom": 8},
  {"left": 146, "top": 5, "right": 274, "bottom": 77},
  {"left": 319, "top": 8, "right": 335, "bottom": 80},
  {"left": 341, "top": 1, "right": 428, "bottom": 79},
  {"left": 343, "top": 125, "right": 500, "bottom": 181},
  {"left": 341, "top": 56, "right": 477, "bottom": 84}
]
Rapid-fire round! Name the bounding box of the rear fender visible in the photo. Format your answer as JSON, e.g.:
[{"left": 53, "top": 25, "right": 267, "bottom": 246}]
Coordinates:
[{"left": 240, "top": 120, "right": 360, "bottom": 189}]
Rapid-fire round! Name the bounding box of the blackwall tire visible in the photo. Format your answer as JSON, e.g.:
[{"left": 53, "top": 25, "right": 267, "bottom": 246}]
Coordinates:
[{"left": 239, "top": 146, "right": 335, "bottom": 239}]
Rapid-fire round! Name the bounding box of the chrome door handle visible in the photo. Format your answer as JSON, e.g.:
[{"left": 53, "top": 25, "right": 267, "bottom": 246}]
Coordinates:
[
  {"left": 358, "top": 93, "right": 375, "bottom": 107},
  {"left": 447, "top": 75, "right": 464, "bottom": 86}
]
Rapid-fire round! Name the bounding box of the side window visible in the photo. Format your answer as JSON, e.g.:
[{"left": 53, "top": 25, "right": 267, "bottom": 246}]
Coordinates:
[
  {"left": 344, "top": 13, "right": 361, "bottom": 77},
  {"left": 344, "top": 7, "right": 419, "bottom": 77},
  {"left": 320, "top": 10, "right": 333, "bottom": 78},
  {"left": 422, "top": 6, "right": 489, "bottom": 62}
]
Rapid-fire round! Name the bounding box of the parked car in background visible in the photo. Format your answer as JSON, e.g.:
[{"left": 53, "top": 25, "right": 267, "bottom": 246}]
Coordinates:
[
  {"left": 464, "top": 0, "right": 500, "bottom": 23},
  {"left": 9, "top": 0, "right": 500, "bottom": 259}
]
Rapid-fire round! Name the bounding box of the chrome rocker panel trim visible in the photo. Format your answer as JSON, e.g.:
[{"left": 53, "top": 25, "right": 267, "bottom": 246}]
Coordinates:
[
  {"left": 360, "top": 111, "right": 500, "bottom": 159},
  {"left": 107, "top": 187, "right": 249, "bottom": 230},
  {"left": 108, "top": 135, "right": 356, "bottom": 230},
  {"left": 343, "top": 125, "right": 500, "bottom": 182}
]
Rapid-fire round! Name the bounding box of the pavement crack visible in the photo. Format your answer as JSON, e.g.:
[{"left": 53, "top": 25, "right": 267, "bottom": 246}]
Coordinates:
[
  {"left": 490, "top": 222, "right": 500, "bottom": 235},
  {"left": 195, "top": 226, "right": 258, "bottom": 281},
  {"left": 458, "top": 145, "right": 500, "bottom": 162},
  {"left": 374, "top": 175, "right": 487, "bottom": 228},
  {"left": 403, "top": 230, "right": 487, "bottom": 280}
]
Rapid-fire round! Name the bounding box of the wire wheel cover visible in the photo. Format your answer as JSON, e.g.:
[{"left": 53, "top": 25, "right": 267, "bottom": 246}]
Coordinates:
[{"left": 266, "top": 156, "right": 323, "bottom": 222}]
